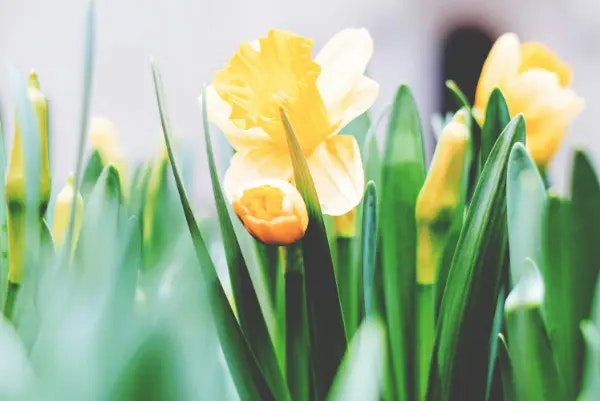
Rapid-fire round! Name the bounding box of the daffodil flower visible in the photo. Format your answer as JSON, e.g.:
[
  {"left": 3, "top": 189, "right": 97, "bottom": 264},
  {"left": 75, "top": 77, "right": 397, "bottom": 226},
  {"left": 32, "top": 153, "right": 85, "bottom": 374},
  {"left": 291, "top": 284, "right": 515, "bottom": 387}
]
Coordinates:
[
  {"left": 90, "top": 117, "right": 129, "bottom": 191},
  {"left": 205, "top": 28, "right": 378, "bottom": 216},
  {"left": 232, "top": 179, "right": 308, "bottom": 245},
  {"left": 475, "top": 33, "right": 584, "bottom": 167}
]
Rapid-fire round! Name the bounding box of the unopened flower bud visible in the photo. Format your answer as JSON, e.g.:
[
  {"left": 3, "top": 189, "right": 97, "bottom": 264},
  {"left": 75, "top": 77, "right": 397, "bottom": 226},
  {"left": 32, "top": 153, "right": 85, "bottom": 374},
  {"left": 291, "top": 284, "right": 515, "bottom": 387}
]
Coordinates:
[
  {"left": 52, "top": 175, "right": 84, "bottom": 255},
  {"left": 415, "top": 111, "right": 469, "bottom": 284},
  {"left": 5, "top": 71, "right": 51, "bottom": 284},
  {"left": 90, "top": 117, "right": 128, "bottom": 194},
  {"left": 232, "top": 179, "right": 308, "bottom": 245}
]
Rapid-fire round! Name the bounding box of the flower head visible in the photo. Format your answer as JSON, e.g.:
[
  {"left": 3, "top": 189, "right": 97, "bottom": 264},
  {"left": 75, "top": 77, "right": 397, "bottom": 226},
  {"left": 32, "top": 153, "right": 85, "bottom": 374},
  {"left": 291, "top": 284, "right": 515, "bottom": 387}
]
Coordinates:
[
  {"left": 474, "top": 33, "right": 584, "bottom": 167},
  {"left": 90, "top": 117, "right": 128, "bottom": 190},
  {"left": 205, "top": 28, "right": 378, "bottom": 216},
  {"left": 52, "top": 174, "right": 84, "bottom": 255},
  {"left": 232, "top": 179, "right": 308, "bottom": 245}
]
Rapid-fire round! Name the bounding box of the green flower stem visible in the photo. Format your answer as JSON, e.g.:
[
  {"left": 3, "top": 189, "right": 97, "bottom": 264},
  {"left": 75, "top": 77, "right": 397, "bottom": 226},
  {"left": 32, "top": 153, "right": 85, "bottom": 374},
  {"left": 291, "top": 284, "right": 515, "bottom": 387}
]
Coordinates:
[
  {"left": 416, "top": 283, "right": 435, "bottom": 401},
  {"left": 336, "top": 237, "right": 357, "bottom": 337},
  {"left": 3, "top": 281, "right": 19, "bottom": 320},
  {"left": 285, "top": 242, "right": 310, "bottom": 401}
]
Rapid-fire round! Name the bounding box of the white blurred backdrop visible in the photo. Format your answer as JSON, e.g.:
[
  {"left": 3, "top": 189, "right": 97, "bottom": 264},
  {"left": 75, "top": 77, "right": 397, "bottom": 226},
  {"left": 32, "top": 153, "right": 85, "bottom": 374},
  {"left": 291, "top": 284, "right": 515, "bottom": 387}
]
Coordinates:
[{"left": 1, "top": 0, "right": 599, "bottom": 200}]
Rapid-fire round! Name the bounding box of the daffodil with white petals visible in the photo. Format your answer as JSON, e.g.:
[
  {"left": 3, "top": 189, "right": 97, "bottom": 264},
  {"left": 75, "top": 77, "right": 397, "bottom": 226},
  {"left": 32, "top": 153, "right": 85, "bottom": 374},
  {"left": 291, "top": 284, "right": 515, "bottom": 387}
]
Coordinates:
[
  {"left": 475, "top": 33, "right": 584, "bottom": 167},
  {"left": 204, "top": 28, "right": 378, "bottom": 216}
]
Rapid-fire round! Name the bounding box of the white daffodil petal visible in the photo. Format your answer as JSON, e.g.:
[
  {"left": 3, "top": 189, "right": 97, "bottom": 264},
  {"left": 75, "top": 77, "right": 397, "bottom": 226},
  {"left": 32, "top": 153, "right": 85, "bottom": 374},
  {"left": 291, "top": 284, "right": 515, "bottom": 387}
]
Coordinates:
[
  {"left": 307, "top": 135, "right": 364, "bottom": 216},
  {"left": 202, "top": 85, "right": 270, "bottom": 151},
  {"left": 316, "top": 28, "right": 374, "bottom": 113},
  {"left": 223, "top": 146, "right": 293, "bottom": 203},
  {"left": 474, "top": 33, "right": 521, "bottom": 111},
  {"left": 332, "top": 75, "right": 379, "bottom": 130}
]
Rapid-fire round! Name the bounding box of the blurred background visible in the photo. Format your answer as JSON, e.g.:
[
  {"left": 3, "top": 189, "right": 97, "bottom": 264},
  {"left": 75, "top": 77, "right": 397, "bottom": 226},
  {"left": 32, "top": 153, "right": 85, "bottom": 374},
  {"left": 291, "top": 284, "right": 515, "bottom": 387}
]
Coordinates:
[{"left": 0, "top": 0, "right": 598, "bottom": 200}]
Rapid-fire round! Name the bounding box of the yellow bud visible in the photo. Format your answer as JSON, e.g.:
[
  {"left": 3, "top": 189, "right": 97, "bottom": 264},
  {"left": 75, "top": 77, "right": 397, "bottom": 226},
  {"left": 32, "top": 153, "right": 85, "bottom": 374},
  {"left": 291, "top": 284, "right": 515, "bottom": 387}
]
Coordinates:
[
  {"left": 52, "top": 175, "right": 84, "bottom": 255},
  {"left": 415, "top": 113, "right": 469, "bottom": 284},
  {"left": 232, "top": 179, "right": 308, "bottom": 245},
  {"left": 5, "top": 71, "right": 51, "bottom": 284},
  {"left": 333, "top": 208, "right": 357, "bottom": 238},
  {"left": 90, "top": 117, "right": 128, "bottom": 194},
  {"left": 6, "top": 71, "right": 51, "bottom": 208}
]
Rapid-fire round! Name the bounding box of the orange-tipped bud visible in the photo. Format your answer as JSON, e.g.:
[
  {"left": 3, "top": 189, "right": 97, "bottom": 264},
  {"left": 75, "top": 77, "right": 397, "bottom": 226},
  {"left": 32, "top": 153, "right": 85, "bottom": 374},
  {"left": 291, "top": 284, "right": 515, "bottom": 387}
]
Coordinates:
[{"left": 232, "top": 179, "right": 308, "bottom": 245}]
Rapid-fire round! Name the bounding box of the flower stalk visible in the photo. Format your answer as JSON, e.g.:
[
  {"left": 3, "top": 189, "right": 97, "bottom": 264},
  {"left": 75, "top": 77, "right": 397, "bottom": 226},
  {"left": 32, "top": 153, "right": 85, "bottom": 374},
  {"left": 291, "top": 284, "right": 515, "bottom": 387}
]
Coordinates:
[{"left": 414, "top": 110, "right": 469, "bottom": 400}]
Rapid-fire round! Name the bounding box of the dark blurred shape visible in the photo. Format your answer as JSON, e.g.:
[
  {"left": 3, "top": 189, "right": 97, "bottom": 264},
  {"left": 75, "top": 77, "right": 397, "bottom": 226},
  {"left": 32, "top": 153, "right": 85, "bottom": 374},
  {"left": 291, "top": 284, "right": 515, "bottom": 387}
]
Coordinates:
[{"left": 440, "top": 26, "right": 493, "bottom": 113}]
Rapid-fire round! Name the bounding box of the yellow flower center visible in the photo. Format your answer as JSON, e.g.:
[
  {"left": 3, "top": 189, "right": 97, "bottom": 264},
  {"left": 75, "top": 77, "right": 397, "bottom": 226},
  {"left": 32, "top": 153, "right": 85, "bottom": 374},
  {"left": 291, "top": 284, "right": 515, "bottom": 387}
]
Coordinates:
[
  {"left": 213, "top": 29, "right": 337, "bottom": 155},
  {"left": 519, "top": 42, "right": 572, "bottom": 86},
  {"left": 232, "top": 181, "right": 309, "bottom": 245},
  {"left": 238, "top": 185, "right": 290, "bottom": 221}
]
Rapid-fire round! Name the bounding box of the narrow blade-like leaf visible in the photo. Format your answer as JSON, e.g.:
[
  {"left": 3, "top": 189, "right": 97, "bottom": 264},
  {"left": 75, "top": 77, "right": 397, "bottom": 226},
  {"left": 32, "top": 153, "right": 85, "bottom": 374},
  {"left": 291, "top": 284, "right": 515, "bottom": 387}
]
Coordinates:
[
  {"left": 151, "top": 60, "right": 275, "bottom": 401},
  {"left": 428, "top": 115, "right": 525, "bottom": 401},
  {"left": 201, "top": 89, "right": 290, "bottom": 401},
  {"left": 280, "top": 109, "right": 347, "bottom": 400},
  {"left": 380, "top": 85, "right": 426, "bottom": 401}
]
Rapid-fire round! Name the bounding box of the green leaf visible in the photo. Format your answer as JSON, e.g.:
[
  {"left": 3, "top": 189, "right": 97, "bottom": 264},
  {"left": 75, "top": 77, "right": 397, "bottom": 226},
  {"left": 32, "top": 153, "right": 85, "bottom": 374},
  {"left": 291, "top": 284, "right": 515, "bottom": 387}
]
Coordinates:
[
  {"left": 480, "top": 89, "right": 510, "bottom": 168},
  {"left": 361, "top": 182, "right": 378, "bottom": 318},
  {"left": 543, "top": 150, "right": 600, "bottom": 399},
  {"left": 280, "top": 109, "right": 347, "bottom": 400},
  {"left": 285, "top": 243, "right": 310, "bottom": 401},
  {"left": 0, "top": 316, "right": 34, "bottom": 399},
  {"left": 380, "top": 85, "right": 426, "bottom": 401},
  {"left": 579, "top": 321, "right": 600, "bottom": 401},
  {"left": 81, "top": 150, "right": 105, "bottom": 198},
  {"left": 151, "top": 59, "right": 275, "bottom": 401},
  {"left": 504, "top": 259, "right": 563, "bottom": 401},
  {"left": 506, "top": 142, "right": 546, "bottom": 285},
  {"left": 542, "top": 195, "right": 578, "bottom": 399},
  {"left": 327, "top": 317, "right": 386, "bottom": 401},
  {"left": 497, "top": 334, "right": 515, "bottom": 401},
  {"left": 428, "top": 115, "right": 525, "bottom": 401},
  {"left": 202, "top": 88, "right": 290, "bottom": 401},
  {"left": 62, "top": 0, "right": 97, "bottom": 264}
]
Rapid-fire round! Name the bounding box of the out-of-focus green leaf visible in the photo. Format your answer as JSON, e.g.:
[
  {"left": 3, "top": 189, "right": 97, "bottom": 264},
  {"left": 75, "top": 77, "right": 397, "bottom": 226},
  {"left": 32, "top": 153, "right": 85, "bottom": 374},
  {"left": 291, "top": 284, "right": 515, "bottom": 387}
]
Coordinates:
[
  {"left": 380, "top": 85, "right": 426, "bottom": 401},
  {"left": 0, "top": 316, "right": 34, "bottom": 399},
  {"left": 504, "top": 259, "right": 563, "bottom": 401},
  {"left": 428, "top": 115, "right": 524, "bottom": 401},
  {"left": 202, "top": 89, "right": 290, "bottom": 401},
  {"left": 507, "top": 142, "right": 546, "bottom": 285},
  {"left": 81, "top": 150, "right": 104, "bottom": 198},
  {"left": 280, "top": 109, "right": 347, "bottom": 400},
  {"left": 445, "top": 81, "right": 469, "bottom": 110},
  {"left": 579, "top": 321, "right": 600, "bottom": 401},
  {"left": 151, "top": 59, "right": 275, "bottom": 401},
  {"left": 327, "top": 317, "right": 386, "bottom": 401}
]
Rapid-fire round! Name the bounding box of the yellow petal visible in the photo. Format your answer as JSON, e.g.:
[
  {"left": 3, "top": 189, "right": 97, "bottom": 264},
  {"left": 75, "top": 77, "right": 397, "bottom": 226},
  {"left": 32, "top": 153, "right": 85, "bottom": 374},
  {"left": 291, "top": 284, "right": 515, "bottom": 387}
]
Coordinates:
[
  {"left": 329, "top": 75, "right": 379, "bottom": 131},
  {"left": 213, "top": 29, "right": 334, "bottom": 154},
  {"left": 474, "top": 33, "right": 520, "bottom": 113},
  {"left": 307, "top": 135, "right": 364, "bottom": 216},
  {"left": 223, "top": 145, "right": 293, "bottom": 203},
  {"left": 232, "top": 179, "right": 308, "bottom": 245},
  {"left": 52, "top": 175, "right": 84, "bottom": 254},
  {"left": 503, "top": 69, "right": 584, "bottom": 165},
  {"left": 203, "top": 85, "right": 271, "bottom": 151},
  {"left": 316, "top": 28, "right": 374, "bottom": 115},
  {"left": 519, "top": 42, "right": 572, "bottom": 86}
]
